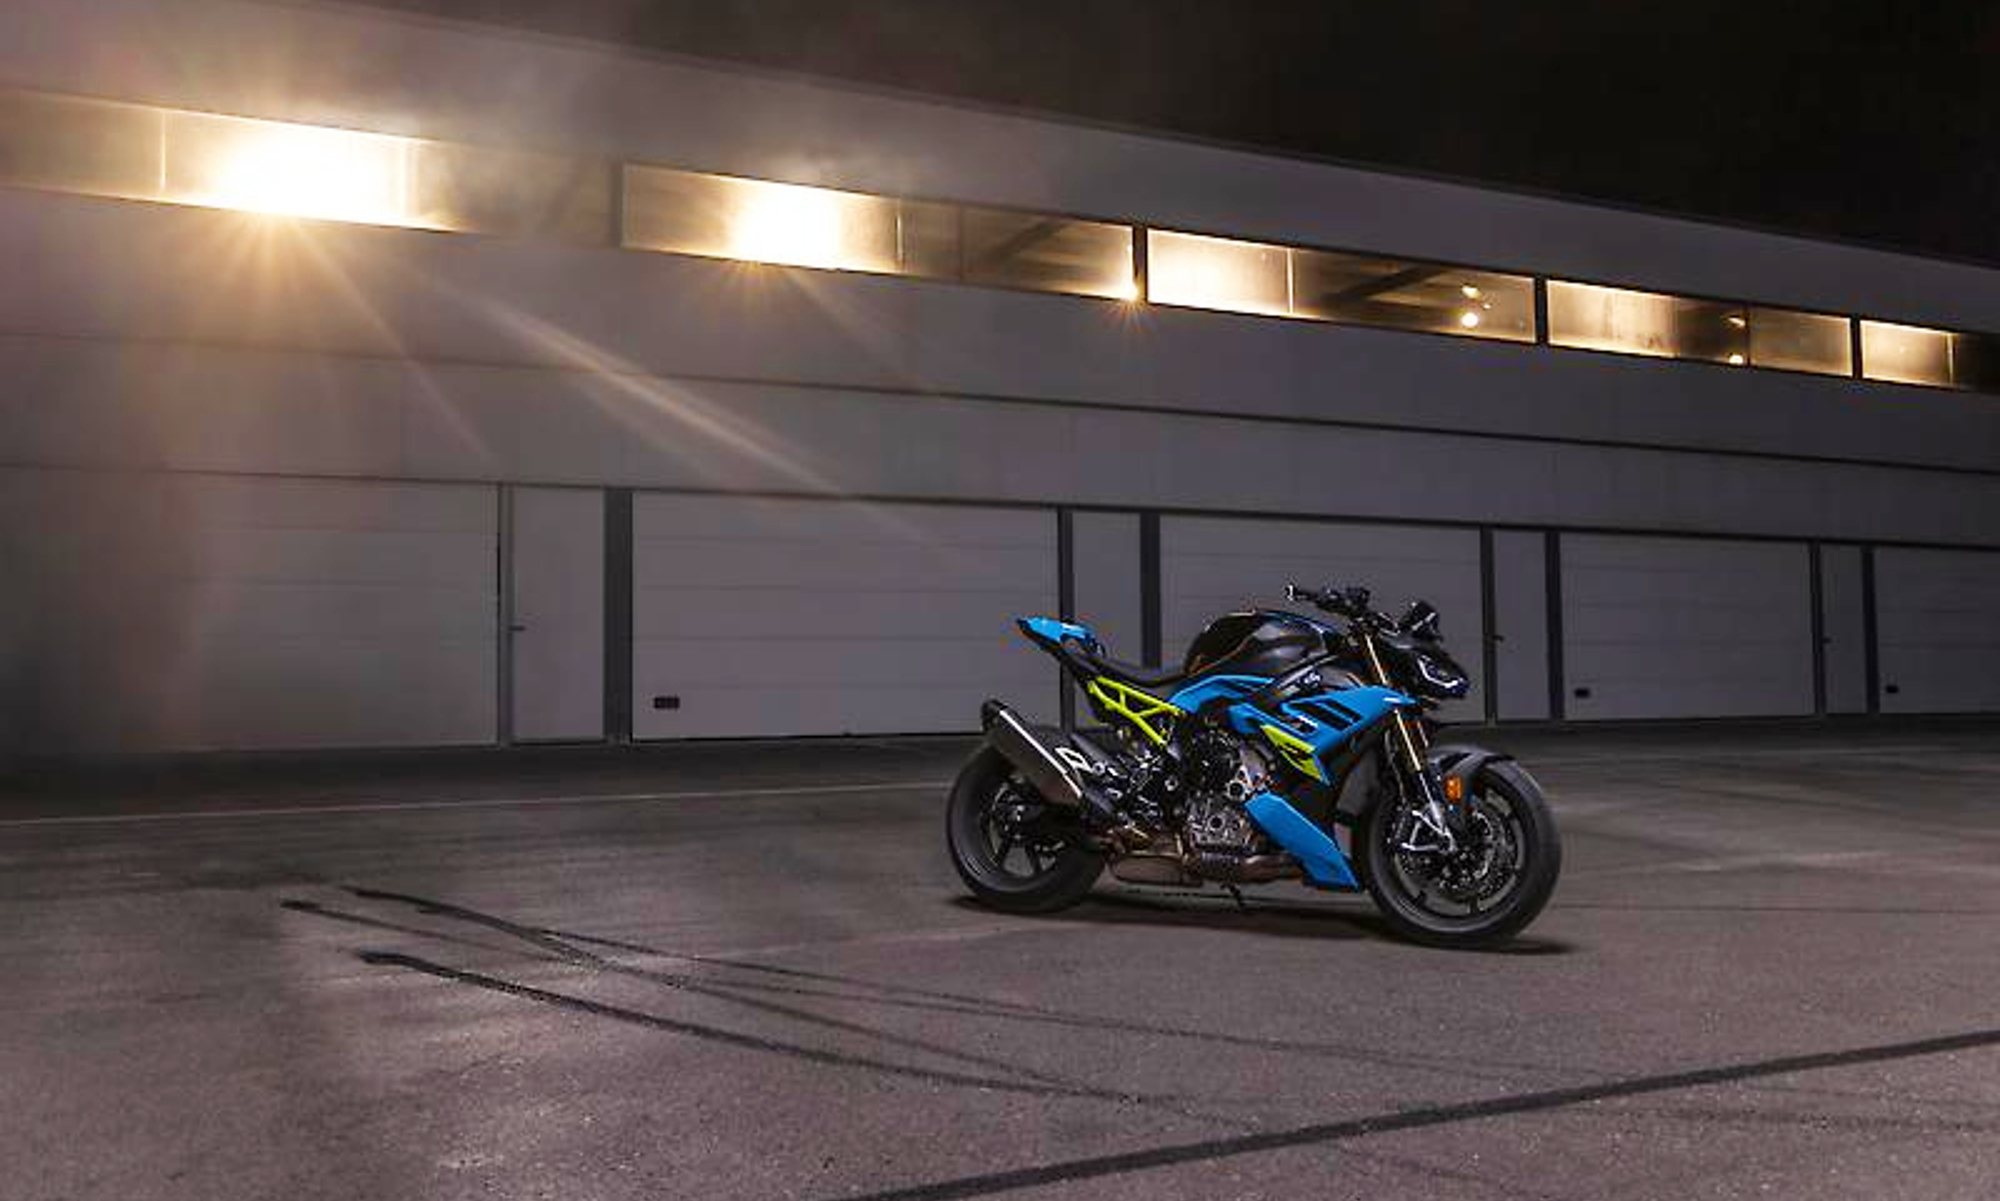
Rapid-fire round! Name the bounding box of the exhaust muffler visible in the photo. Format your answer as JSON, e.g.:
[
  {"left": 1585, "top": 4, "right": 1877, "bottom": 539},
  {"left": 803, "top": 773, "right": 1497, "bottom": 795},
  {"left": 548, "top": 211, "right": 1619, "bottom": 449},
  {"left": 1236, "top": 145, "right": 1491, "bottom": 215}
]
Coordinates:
[{"left": 980, "top": 699, "right": 1086, "bottom": 810}]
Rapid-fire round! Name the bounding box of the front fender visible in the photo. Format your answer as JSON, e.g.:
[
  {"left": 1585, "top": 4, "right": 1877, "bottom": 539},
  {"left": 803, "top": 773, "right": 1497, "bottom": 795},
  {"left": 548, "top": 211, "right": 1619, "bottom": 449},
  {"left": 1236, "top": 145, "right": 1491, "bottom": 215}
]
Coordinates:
[
  {"left": 1333, "top": 742, "right": 1514, "bottom": 827},
  {"left": 1427, "top": 743, "right": 1515, "bottom": 795}
]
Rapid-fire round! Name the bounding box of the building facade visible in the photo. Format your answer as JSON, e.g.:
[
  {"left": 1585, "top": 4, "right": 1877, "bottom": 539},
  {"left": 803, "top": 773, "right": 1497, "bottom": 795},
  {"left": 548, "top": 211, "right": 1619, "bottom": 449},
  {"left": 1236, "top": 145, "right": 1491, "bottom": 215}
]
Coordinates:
[{"left": 4, "top": 0, "right": 2000, "bottom": 754}]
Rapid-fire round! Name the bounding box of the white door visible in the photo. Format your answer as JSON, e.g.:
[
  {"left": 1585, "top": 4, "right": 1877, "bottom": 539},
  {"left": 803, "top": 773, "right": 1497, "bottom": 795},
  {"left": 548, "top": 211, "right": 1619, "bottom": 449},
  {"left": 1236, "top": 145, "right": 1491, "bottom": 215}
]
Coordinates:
[
  {"left": 1562, "top": 535, "right": 1812, "bottom": 719},
  {"left": 1161, "top": 516, "right": 1485, "bottom": 721},
  {"left": 509, "top": 487, "right": 604, "bottom": 741},
  {"left": 1491, "top": 530, "right": 1551, "bottom": 721},
  {"left": 1818, "top": 545, "right": 1869, "bottom": 715},
  {"left": 631, "top": 495, "right": 1058, "bottom": 737},
  {"left": 1876, "top": 547, "right": 2000, "bottom": 713}
]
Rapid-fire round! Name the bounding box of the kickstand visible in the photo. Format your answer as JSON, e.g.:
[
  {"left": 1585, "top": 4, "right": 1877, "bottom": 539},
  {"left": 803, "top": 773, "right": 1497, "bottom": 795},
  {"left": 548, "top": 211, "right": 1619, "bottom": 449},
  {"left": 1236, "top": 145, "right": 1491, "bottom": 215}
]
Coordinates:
[{"left": 1223, "top": 884, "right": 1249, "bottom": 912}]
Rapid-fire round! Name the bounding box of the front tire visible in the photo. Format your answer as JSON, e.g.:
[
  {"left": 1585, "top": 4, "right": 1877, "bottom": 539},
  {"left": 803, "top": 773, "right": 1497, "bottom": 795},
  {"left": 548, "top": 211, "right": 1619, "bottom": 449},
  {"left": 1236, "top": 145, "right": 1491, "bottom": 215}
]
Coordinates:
[
  {"left": 1361, "top": 758, "right": 1561, "bottom": 948},
  {"left": 946, "top": 745, "right": 1102, "bottom": 914}
]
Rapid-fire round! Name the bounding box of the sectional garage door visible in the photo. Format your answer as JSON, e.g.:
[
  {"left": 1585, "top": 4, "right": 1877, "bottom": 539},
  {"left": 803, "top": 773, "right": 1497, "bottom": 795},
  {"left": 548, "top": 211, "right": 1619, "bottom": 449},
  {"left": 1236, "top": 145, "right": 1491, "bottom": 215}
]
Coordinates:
[
  {"left": 0, "top": 470, "right": 497, "bottom": 753},
  {"left": 1875, "top": 548, "right": 2000, "bottom": 713},
  {"left": 1161, "top": 517, "right": 1485, "bottom": 720},
  {"left": 1561, "top": 535, "right": 1812, "bottom": 719},
  {"left": 632, "top": 495, "right": 1057, "bottom": 737}
]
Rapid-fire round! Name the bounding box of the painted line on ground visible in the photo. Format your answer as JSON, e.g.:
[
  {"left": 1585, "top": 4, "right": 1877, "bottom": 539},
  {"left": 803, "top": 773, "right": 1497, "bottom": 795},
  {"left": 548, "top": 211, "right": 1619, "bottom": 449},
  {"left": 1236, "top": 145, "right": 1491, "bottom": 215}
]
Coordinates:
[{"left": 0, "top": 780, "right": 951, "bottom": 829}]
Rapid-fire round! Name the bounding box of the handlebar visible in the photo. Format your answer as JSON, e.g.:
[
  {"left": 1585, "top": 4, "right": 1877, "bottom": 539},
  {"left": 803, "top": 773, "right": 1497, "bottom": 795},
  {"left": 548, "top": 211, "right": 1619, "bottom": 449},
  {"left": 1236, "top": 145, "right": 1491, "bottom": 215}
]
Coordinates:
[{"left": 1286, "top": 582, "right": 1388, "bottom": 627}]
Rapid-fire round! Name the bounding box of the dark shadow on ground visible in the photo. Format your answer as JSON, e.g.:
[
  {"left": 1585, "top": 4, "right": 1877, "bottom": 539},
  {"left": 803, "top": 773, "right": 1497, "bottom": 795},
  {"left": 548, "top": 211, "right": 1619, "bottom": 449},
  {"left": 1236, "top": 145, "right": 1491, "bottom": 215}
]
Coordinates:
[
  {"left": 960, "top": 890, "right": 1578, "bottom": 956},
  {"left": 284, "top": 886, "right": 1584, "bottom": 1098}
]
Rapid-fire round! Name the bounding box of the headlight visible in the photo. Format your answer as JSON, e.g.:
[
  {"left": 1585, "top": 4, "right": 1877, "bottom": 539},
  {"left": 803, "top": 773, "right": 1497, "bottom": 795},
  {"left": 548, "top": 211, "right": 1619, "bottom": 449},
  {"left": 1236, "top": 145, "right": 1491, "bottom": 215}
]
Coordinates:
[{"left": 1413, "top": 653, "right": 1469, "bottom": 699}]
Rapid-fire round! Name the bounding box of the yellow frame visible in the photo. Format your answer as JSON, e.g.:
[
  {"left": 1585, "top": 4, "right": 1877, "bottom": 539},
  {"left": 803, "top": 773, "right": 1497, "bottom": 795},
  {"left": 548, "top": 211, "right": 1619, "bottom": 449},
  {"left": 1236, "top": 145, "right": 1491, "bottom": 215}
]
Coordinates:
[{"left": 1082, "top": 677, "right": 1183, "bottom": 746}]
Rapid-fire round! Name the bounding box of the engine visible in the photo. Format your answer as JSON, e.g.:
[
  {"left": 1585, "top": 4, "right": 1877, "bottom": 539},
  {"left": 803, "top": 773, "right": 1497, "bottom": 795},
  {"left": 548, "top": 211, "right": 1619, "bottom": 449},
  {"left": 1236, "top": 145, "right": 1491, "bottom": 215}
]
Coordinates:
[
  {"left": 1181, "top": 734, "right": 1270, "bottom": 855},
  {"left": 1175, "top": 732, "right": 1297, "bottom": 882},
  {"left": 1098, "top": 726, "right": 1300, "bottom": 886}
]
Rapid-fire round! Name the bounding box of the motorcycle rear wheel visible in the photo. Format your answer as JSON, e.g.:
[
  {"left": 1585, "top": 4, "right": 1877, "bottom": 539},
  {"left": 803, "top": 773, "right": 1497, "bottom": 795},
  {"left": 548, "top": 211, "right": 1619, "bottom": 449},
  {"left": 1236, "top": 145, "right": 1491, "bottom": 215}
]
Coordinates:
[
  {"left": 946, "top": 745, "right": 1103, "bottom": 913},
  {"left": 1360, "top": 759, "right": 1561, "bottom": 948}
]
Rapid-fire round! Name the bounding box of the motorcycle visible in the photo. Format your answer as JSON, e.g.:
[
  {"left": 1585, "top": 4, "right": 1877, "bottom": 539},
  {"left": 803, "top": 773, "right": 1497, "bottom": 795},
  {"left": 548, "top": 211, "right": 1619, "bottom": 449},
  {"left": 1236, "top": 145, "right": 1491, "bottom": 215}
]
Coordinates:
[{"left": 946, "top": 582, "right": 1561, "bottom": 947}]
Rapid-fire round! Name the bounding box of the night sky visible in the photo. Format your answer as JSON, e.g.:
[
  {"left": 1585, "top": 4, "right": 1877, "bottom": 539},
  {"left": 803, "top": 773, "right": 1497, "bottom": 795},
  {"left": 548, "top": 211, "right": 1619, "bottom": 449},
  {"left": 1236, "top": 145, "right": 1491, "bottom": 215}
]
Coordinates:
[{"left": 369, "top": 1, "right": 2000, "bottom": 265}]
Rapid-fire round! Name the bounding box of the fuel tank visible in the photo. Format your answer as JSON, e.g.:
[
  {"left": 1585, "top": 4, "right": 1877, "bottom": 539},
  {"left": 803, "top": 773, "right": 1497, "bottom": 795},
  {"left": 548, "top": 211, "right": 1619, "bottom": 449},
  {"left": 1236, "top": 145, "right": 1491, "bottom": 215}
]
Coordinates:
[{"left": 1183, "top": 609, "right": 1338, "bottom": 678}]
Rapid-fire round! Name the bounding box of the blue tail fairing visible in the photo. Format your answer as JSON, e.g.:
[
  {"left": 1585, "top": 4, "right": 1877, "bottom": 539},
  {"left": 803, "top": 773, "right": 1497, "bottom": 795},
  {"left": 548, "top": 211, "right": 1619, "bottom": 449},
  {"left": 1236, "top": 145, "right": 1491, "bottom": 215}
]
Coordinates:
[{"left": 1017, "top": 616, "right": 1098, "bottom": 648}]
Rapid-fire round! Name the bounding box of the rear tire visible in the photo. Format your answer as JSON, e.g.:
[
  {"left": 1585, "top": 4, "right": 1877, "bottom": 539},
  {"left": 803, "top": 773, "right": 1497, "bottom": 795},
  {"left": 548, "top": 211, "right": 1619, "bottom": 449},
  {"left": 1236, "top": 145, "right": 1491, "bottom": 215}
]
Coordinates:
[
  {"left": 1361, "top": 759, "right": 1561, "bottom": 948},
  {"left": 946, "top": 745, "right": 1102, "bottom": 914}
]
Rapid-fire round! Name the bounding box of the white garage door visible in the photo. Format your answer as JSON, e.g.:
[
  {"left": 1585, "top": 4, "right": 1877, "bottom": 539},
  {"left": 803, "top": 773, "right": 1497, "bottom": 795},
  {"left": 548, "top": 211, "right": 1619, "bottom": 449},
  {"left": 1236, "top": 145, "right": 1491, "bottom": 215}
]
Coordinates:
[
  {"left": 1161, "top": 517, "right": 1485, "bottom": 720},
  {"left": 632, "top": 495, "right": 1057, "bottom": 738},
  {"left": 1876, "top": 547, "right": 2000, "bottom": 713},
  {"left": 0, "top": 470, "right": 497, "bottom": 752},
  {"left": 1562, "top": 535, "right": 1812, "bottom": 719}
]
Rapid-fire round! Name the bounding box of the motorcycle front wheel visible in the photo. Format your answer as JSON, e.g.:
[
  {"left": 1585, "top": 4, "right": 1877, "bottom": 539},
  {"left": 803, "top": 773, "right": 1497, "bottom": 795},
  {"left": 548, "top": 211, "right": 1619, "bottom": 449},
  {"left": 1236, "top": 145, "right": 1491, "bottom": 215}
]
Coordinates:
[
  {"left": 946, "top": 745, "right": 1103, "bottom": 914},
  {"left": 1360, "top": 759, "right": 1561, "bottom": 948}
]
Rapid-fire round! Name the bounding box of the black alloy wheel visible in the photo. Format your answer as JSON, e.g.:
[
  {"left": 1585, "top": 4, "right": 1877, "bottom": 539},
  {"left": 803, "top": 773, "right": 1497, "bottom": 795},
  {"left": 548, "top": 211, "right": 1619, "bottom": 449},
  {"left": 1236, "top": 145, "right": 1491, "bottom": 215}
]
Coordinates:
[{"left": 946, "top": 745, "right": 1102, "bottom": 913}]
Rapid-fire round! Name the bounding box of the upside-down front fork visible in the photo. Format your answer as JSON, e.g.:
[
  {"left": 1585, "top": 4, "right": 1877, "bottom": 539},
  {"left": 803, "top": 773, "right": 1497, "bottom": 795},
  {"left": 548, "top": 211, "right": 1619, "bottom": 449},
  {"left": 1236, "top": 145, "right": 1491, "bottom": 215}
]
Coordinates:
[{"left": 1361, "top": 632, "right": 1461, "bottom": 852}]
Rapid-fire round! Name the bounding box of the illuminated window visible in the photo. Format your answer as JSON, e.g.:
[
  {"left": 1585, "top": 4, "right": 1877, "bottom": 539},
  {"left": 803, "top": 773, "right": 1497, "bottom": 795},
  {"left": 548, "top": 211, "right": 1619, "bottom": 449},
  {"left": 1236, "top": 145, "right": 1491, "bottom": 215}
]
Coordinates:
[
  {"left": 1294, "top": 253, "right": 1533, "bottom": 341},
  {"left": 1747, "top": 308, "right": 1851, "bottom": 376},
  {"left": 0, "top": 88, "right": 608, "bottom": 237},
  {"left": 1548, "top": 281, "right": 1748, "bottom": 362},
  {"left": 961, "top": 209, "right": 1135, "bottom": 300},
  {"left": 0, "top": 89, "right": 161, "bottom": 200},
  {"left": 162, "top": 108, "right": 420, "bottom": 226},
  {"left": 1859, "top": 320, "right": 1972, "bottom": 388},
  {"left": 1148, "top": 229, "right": 1530, "bottom": 339},
  {"left": 622, "top": 164, "right": 956, "bottom": 277},
  {"left": 1146, "top": 230, "right": 1293, "bottom": 316}
]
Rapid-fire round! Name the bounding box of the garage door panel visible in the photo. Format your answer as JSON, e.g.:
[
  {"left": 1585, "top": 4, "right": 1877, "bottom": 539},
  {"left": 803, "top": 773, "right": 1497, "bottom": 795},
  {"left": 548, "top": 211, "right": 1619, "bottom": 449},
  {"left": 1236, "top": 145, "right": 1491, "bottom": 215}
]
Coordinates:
[
  {"left": 1, "top": 469, "right": 498, "bottom": 752},
  {"left": 634, "top": 545, "right": 1051, "bottom": 594},
  {"left": 167, "top": 643, "right": 494, "bottom": 749},
  {"left": 170, "top": 581, "right": 484, "bottom": 641},
  {"left": 640, "top": 637, "right": 1045, "bottom": 688},
  {"left": 177, "top": 474, "right": 495, "bottom": 531},
  {"left": 635, "top": 588, "right": 1051, "bottom": 641},
  {"left": 189, "top": 528, "right": 492, "bottom": 586},
  {"left": 1163, "top": 517, "right": 1484, "bottom": 721},
  {"left": 633, "top": 495, "right": 1057, "bottom": 737},
  {"left": 639, "top": 684, "right": 1035, "bottom": 740},
  {"left": 1563, "top": 535, "right": 1811, "bottom": 719},
  {"left": 1565, "top": 595, "right": 1794, "bottom": 643},
  {"left": 639, "top": 495, "right": 1041, "bottom": 543},
  {"left": 1877, "top": 548, "right": 2000, "bottom": 713}
]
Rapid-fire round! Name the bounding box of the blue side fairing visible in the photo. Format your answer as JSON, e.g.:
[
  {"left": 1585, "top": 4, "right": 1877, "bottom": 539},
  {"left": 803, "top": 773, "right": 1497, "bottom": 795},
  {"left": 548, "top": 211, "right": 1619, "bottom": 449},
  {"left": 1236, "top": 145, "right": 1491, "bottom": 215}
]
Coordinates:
[
  {"left": 1165, "top": 674, "right": 1269, "bottom": 712},
  {"left": 1244, "top": 792, "right": 1359, "bottom": 889},
  {"left": 1225, "top": 684, "right": 1418, "bottom": 777},
  {"left": 1227, "top": 685, "right": 1413, "bottom": 739}
]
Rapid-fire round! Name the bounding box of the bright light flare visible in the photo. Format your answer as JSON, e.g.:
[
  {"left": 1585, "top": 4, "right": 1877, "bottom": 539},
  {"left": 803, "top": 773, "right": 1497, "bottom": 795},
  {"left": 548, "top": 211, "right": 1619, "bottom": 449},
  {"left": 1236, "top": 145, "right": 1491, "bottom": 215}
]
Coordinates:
[
  {"left": 167, "top": 112, "right": 417, "bottom": 227},
  {"left": 1146, "top": 229, "right": 1293, "bottom": 317},
  {"left": 722, "top": 178, "right": 892, "bottom": 272}
]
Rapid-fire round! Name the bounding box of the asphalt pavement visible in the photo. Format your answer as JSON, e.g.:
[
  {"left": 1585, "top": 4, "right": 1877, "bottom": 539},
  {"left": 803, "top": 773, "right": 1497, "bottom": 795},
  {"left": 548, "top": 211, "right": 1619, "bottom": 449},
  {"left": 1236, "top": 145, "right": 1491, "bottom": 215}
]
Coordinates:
[{"left": 4, "top": 722, "right": 1999, "bottom": 1200}]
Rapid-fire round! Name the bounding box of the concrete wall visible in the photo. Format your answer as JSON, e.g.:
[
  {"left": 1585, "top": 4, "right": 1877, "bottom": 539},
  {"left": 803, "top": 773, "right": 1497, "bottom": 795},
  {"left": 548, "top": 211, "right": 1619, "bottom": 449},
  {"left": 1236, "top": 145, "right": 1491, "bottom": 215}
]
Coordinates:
[
  {"left": 4, "top": 0, "right": 2000, "bottom": 751},
  {"left": 4, "top": 192, "right": 1997, "bottom": 545},
  {"left": 5, "top": 0, "right": 2000, "bottom": 332}
]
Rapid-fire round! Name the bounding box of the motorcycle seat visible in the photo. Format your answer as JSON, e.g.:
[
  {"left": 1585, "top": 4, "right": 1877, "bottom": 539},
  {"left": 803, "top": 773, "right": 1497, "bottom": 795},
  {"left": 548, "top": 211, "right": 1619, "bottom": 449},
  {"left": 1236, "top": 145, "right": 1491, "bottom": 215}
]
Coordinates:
[{"left": 1074, "top": 648, "right": 1187, "bottom": 691}]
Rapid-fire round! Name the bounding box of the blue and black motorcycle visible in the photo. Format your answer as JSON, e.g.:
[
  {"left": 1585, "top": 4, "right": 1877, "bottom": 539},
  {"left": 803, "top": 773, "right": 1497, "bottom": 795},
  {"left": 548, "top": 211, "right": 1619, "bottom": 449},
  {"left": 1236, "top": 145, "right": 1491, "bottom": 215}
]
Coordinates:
[{"left": 947, "top": 582, "right": 1560, "bottom": 947}]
